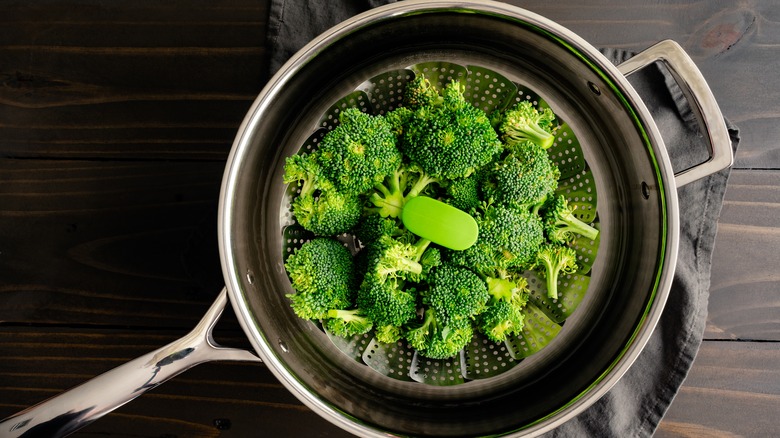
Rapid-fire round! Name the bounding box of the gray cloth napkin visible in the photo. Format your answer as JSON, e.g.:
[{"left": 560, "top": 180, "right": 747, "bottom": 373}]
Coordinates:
[{"left": 266, "top": 2, "right": 740, "bottom": 436}]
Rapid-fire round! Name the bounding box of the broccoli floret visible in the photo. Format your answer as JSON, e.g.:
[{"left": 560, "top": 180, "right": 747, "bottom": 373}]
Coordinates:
[
  {"left": 402, "top": 80, "right": 502, "bottom": 180},
  {"left": 356, "top": 275, "right": 417, "bottom": 343},
  {"left": 405, "top": 308, "right": 474, "bottom": 360},
  {"left": 385, "top": 106, "right": 415, "bottom": 138},
  {"left": 317, "top": 108, "right": 402, "bottom": 194},
  {"left": 476, "top": 276, "right": 529, "bottom": 342},
  {"left": 542, "top": 194, "right": 599, "bottom": 244},
  {"left": 354, "top": 213, "right": 403, "bottom": 245},
  {"left": 362, "top": 234, "right": 428, "bottom": 282},
  {"left": 425, "top": 263, "right": 489, "bottom": 325},
  {"left": 534, "top": 243, "right": 579, "bottom": 300},
  {"left": 284, "top": 153, "right": 362, "bottom": 236},
  {"left": 496, "top": 101, "right": 556, "bottom": 150},
  {"left": 403, "top": 73, "right": 442, "bottom": 109},
  {"left": 323, "top": 308, "right": 373, "bottom": 337},
  {"left": 481, "top": 144, "right": 560, "bottom": 210},
  {"left": 283, "top": 153, "right": 322, "bottom": 198},
  {"left": 367, "top": 162, "right": 441, "bottom": 219},
  {"left": 291, "top": 183, "right": 362, "bottom": 236},
  {"left": 284, "top": 238, "right": 356, "bottom": 320},
  {"left": 449, "top": 204, "right": 545, "bottom": 275},
  {"left": 445, "top": 172, "right": 483, "bottom": 213}
]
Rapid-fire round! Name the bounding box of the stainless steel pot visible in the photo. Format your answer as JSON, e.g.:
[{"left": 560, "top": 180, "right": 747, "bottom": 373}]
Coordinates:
[{"left": 1, "top": 1, "right": 732, "bottom": 437}]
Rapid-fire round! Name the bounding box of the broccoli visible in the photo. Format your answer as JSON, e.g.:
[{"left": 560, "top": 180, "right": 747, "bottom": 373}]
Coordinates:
[
  {"left": 405, "top": 263, "right": 487, "bottom": 359},
  {"left": 481, "top": 143, "right": 560, "bottom": 210},
  {"left": 534, "top": 243, "right": 579, "bottom": 300},
  {"left": 284, "top": 238, "right": 356, "bottom": 320},
  {"left": 323, "top": 308, "right": 373, "bottom": 337},
  {"left": 424, "top": 263, "right": 489, "bottom": 325},
  {"left": 405, "top": 308, "right": 474, "bottom": 360},
  {"left": 317, "top": 107, "right": 402, "bottom": 195},
  {"left": 291, "top": 184, "right": 363, "bottom": 236},
  {"left": 367, "top": 162, "right": 441, "bottom": 219},
  {"left": 403, "top": 73, "right": 442, "bottom": 110},
  {"left": 284, "top": 152, "right": 362, "bottom": 236},
  {"left": 353, "top": 212, "right": 403, "bottom": 245},
  {"left": 542, "top": 194, "right": 600, "bottom": 244},
  {"left": 448, "top": 204, "right": 545, "bottom": 276},
  {"left": 476, "top": 275, "right": 529, "bottom": 342},
  {"left": 445, "top": 172, "right": 483, "bottom": 213},
  {"left": 402, "top": 80, "right": 502, "bottom": 180},
  {"left": 495, "top": 100, "right": 556, "bottom": 150},
  {"left": 362, "top": 234, "right": 432, "bottom": 283},
  {"left": 356, "top": 275, "right": 417, "bottom": 343},
  {"left": 385, "top": 106, "right": 414, "bottom": 138}
]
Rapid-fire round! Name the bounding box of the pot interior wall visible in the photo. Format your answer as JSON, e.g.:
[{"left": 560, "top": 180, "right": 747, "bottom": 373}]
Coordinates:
[{"left": 224, "top": 7, "right": 670, "bottom": 437}]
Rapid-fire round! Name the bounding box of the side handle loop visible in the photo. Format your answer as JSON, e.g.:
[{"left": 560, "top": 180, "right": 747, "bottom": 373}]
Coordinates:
[{"left": 617, "top": 40, "right": 733, "bottom": 187}]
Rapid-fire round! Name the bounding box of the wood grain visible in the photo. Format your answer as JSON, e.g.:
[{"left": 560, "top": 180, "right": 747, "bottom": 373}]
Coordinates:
[
  {"left": 0, "top": 328, "right": 346, "bottom": 438},
  {"left": 706, "top": 170, "right": 780, "bottom": 341},
  {"left": 0, "top": 159, "right": 226, "bottom": 327}
]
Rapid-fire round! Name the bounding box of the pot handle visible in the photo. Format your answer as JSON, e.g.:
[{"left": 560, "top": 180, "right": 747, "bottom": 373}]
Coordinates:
[
  {"left": 616, "top": 40, "right": 733, "bottom": 187},
  {"left": 0, "top": 288, "right": 261, "bottom": 438}
]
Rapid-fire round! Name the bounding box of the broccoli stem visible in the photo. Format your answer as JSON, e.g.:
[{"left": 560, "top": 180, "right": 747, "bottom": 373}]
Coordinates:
[
  {"left": 543, "top": 260, "right": 560, "bottom": 301},
  {"left": 369, "top": 169, "right": 406, "bottom": 218},
  {"left": 413, "top": 238, "right": 432, "bottom": 261},
  {"left": 505, "top": 123, "right": 554, "bottom": 150},
  {"left": 404, "top": 172, "right": 438, "bottom": 201},
  {"left": 557, "top": 211, "right": 599, "bottom": 241}
]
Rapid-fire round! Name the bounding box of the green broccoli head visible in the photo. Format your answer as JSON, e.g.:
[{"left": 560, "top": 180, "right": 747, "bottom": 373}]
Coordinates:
[
  {"left": 481, "top": 144, "right": 560, "bottom": 210},
  {"left": 356, "top": 275, "right": 417, "bottom": 329},
  {"left": 384, "top": 106, "right": 415, "bottom": 139},
  {"left": 477, "top": 275, "right": 529, "bottom": 342},
  {"left": 477, "top": 299, "right": 525, "bottom": 342},
  {"left": 405, "top": 308, "right": 474, "bottom": 360},
  {"left": 284, "top": 238, "right": 356, "bottom": 320},
  {"left": 534, "top": 243, "right": 579, "bottom": 300},
  {"left": 445, "top": 172, "right": 483, "bottom": 213},
  {"left": 425, "top": 263, "right": 489, "bottom": 325},
  {"left": 362, "top": 234, "right": 426, "bottom": 282},
  {"left": 542, "top": 194, "right": 599, "bottom": 244},
  {"left": 291, "top": 183, "right": 362, "bottom": 236},
  {"left": 449, "top": 204, "right": 545, "bottom": 275},
  {"left": 354, "top": 213, "right": 403, "bottom": 246},
  {"left": 402, "top": 80, "right": 502, "bottom": 180},
  {"left": 317, "top": 108, "right": 402, "bottom": 195},
  {"left": 403, "top": 74, "right": 442, "bottom": 109},
  {"left": 323, "top": 308, "right": 373, "bottom": 337},
  {"left": 496, "top": 100, "right": 556, "bottom": 150},
  {"left": 283, "top": 152, "right": 323, "bottom": 198}
]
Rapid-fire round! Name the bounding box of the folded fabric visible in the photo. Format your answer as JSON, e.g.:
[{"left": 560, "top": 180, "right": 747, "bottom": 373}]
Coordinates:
[{"left": 266, "top": 1, "right": 739, "bottom": 436}]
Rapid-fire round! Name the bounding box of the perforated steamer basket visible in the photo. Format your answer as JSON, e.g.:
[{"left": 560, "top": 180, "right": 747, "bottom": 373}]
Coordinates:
[{"left": 1, "top": 1, "right": 732, "bottom": 437}]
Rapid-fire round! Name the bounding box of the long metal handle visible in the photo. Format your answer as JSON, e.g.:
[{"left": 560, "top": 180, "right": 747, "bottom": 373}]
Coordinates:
[
  {"left": 0, "top": 288, "right": 261, "bottom": 437},
  {"left": 617, "top": 39, "right": 733, "bottom": 187}
]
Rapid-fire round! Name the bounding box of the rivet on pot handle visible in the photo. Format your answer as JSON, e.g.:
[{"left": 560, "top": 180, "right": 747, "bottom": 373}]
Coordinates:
[
  {"left": 0, "top": 288, "right": 262, "bottom": 438},
  {"left": 617, "top": 40, "right": 734, "bottom": 187}
]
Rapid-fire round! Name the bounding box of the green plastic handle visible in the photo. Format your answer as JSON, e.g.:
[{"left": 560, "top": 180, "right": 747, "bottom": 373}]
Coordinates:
[{"left": 401, "top": 196, "right": 478, "bottom": 251}]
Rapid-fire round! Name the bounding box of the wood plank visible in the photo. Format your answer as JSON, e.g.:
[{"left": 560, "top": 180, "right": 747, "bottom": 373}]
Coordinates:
[
  {"left": 0, "top": 0, "right": 268, "bottom": 160},
  {"left": 0, "top": 159, "right": 227, "bottom": 327},
  {"left": 705, "top": 170, "right": 780, "bottom": 341},
  {"left": 0, "top": 327, "right": 348, "bottom": 438},
  {"left": 659, "top": 340, "right": 780, "bottom": 437}
]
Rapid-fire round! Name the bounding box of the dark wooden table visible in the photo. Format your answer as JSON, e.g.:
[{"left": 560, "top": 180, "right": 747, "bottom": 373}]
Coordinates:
[{"left": 1, "top": 1, "right": 777, "bottom": 437}]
